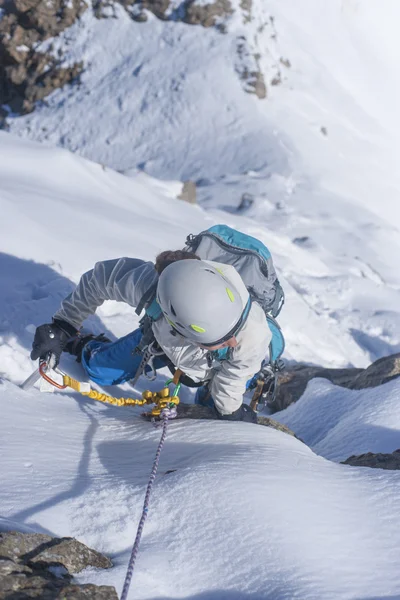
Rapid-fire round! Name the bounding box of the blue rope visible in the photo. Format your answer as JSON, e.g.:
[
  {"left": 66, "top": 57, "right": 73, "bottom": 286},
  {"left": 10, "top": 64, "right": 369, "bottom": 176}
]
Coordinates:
[{"left": 120, "top": 410, "right": 174, "bottom": 600}]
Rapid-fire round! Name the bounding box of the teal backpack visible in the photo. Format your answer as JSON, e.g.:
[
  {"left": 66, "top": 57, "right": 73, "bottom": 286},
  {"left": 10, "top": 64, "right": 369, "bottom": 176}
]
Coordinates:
[
  {"left": 137, "top": 224, "right": 285, "bottom": 369},
  {"left": 184, "top": 225, "right": 285, "bottom": 366}
]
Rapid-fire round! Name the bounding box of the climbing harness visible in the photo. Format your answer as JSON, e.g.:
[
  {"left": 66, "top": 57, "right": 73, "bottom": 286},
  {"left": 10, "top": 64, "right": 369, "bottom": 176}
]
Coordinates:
[{"left": 129, "top": 341, "right": 165, "bottom": 388}]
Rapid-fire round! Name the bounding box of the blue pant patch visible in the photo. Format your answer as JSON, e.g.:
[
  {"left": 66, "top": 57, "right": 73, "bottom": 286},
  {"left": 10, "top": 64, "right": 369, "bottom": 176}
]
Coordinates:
[{"left": 81, "top": 328, "right": 166, "bottom": 386}]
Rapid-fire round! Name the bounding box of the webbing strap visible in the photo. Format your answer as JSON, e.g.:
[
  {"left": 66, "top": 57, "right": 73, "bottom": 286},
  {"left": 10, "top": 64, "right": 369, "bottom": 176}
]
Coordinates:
[
  {"left": 135, "top": 281, "right": 158, "bottom": 316},
  {"left": 270, "top": 281, "right": 285, "bottom": 317}
]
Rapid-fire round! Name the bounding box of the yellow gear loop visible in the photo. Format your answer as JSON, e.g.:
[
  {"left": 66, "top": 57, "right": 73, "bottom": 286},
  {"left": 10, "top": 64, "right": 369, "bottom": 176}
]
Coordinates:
[{"left": 62, "top": 374, "right": 179, "bottom": 416}]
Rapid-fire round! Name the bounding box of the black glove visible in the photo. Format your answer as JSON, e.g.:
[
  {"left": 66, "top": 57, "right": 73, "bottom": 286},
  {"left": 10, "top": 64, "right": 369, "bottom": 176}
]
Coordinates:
[
  {"left": 216, "top": 403, "right": 258, "bottom": 424},
  {"left": 30, "top": 319, "right": 77, "bottom": 366}
]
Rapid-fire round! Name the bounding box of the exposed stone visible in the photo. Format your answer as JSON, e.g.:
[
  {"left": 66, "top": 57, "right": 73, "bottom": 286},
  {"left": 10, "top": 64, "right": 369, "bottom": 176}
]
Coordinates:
[
  {"left": 0, "top": 531, "right": 112, "bottom": 573},
  {"left": 237, "top": 192, "right": 254, "bottom": 212},
  {"left": 350, "top": 353, "right": 400, "bottom": 389},
  {"left": 247, "top": 69, "right": 266, "bottom": 98},
  {"left": 178, "top": 180, "right": 197, "bottom": 204},
  {"left": 280, "top": 57, "right": 291, "bottom": 68},
  {"left": 93, "top": 0, "right": 120, "bottom": 19},
  {"left": 141, "top": 0, "right": 171, "bottom": 20},
  {"left": 240, "top": 0, "right": 251, "bottom": 22},
  {"left": 342, "top": 449, "right": 400, "bottom": 470},
  {"left": 143, "top": 402, "right": 298, "bottom": 439},
  {"left": 271, "top": 73, "right": 281, "bottom": 86},
  {"left": 0, "top": 532, "right": 117, "bottom": 600},
  {"left": 235, "top": 35, "right": 267, "bottom": 99},
  {"left": 270, "top": 352, "right": 400, "bottom": 413},
  {"left": 0, "top": 0, "right": 268, "bottom": 122},
  {"left": 183, "top": 0, "right": 233, "bottom": 27},
  {"left": 0, "top": 0, "right": 86, "bottom": 116}
]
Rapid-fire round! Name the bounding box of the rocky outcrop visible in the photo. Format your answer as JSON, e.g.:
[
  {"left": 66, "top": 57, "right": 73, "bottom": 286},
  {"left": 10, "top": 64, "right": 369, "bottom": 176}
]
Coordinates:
[
  {"left": 0, "top": 0, "right": 86, "bottom": 114},
  {"left": 342, "top": 449, "right": 400, "bottom": 470},
  {"left": 0, "top": 0, "right": 266, "bottom": 119},
  {"left": 270, "top": 353, "right": 400, "bottom": 413},
  {"left": 125, "top": 0, "right": 233, "bottom": 27},
  {"left": 235, "top": 35, "right": 267, "bottom": 99},
  {"left": 183, "top": 0, "right": 233, "bottom": 28},
  {"left": 0, "top": 531, "right": 117, "bottom": 599},
  {"left": 148, "top": 402, "right": 298, "bottom": 439}
]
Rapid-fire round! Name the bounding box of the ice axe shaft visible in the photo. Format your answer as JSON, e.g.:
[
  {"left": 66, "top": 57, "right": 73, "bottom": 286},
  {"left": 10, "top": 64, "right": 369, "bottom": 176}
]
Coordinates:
[
  {"left": 19, "top": 368, "right": 41, "bottom": 391},
  {"left": 19, "top": 356, "right": 54, "bottom": 391}
]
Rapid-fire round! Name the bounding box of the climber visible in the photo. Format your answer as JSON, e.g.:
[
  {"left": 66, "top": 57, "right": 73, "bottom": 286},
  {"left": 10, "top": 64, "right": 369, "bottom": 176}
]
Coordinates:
[{"left": 30, "top": 226, "right": 284, "bottom": 422}]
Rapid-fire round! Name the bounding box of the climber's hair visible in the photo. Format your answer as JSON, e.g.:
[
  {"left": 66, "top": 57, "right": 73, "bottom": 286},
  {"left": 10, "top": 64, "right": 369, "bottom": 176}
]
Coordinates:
[{"left": 155, "top": 250, "right": 201, "bottom": 274}]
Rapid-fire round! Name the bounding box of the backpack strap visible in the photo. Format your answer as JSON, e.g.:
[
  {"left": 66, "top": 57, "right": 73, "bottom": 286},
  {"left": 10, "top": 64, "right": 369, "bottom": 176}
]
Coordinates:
[
  {"left": 266, "top": 315, "right": 285, "bottom": 365},
  {"left": 135, "top": 281, "right": 159, "bottom": 316},
  {"left": 133, "top": 283, "right": 163, "bottom": 356},
  {"left": 270, "top": 281, "right": 285, "bottom": 318}
]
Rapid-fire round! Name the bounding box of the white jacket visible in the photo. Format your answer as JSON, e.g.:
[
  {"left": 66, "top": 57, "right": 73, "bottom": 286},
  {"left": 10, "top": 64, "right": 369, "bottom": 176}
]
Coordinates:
[{"left": 54, "top": 258, "right": 272, "bottom": 415}]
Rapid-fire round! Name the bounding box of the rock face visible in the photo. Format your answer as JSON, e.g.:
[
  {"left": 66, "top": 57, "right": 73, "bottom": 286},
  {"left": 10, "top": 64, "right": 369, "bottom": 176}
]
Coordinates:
[
  {"left": 0, "top": 0, "right": 86, "bottom": 114},
  {"left": 235, "top": 35, "right": 267, "bottom": 99},
  {"left": 0, "top": 0, "right": 268, "bottom": 120},
  {"left": 342, "top": 449, "right": 400, "bottom": 470},
  {"left": 163, "top": 402, "right": 299, "bottom": 439},
  {"left": 125, "top": 0, "right": 233, "bottom": 27},
  {"left": 0, "top": 531, "right": 117, "bottom": 599},
  {"left": 183, "top": 0, "right": 233, "bottom": 28},
  {"left": 270, "top": 352, "right": 400, "bottom": 413}
]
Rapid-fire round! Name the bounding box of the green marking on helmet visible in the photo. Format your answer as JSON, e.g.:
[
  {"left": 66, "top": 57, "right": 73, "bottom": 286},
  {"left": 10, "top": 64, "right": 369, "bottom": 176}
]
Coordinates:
[
  {"left": 190, "top": 324, "right": 206, "bottom": 333},
  {"left": 226, "top": 287, "right": 235, "bottom": 302},
  {"left": 166, "top": 317, "right": 176, "bottom": 327}
]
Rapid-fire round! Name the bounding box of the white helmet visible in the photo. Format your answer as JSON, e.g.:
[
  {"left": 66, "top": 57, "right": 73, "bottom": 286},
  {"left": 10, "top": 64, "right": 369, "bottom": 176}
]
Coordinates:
[{"left": 157, "top": 260, "right": 246, "bottom": 346}]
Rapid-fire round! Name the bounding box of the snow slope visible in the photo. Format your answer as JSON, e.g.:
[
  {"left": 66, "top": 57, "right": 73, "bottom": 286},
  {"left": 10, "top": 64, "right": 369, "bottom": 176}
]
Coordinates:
[
  {"left": 6, "top": 0, "right": 400, "bottom": 369},
  {"left": 2, "top": 132, "right": 400, "bottom": 599}
]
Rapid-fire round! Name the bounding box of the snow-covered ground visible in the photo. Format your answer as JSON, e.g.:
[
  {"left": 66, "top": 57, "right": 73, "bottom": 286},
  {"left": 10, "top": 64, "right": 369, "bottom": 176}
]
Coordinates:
[
  {"left": 1, "top": 131, "right": 400, "bottom": 600},
  {"left": 2, "top": 0, "right": 400, "bottom": 596},
  {"left": 7, "top": 0, "right": 400, "bottom": 368}
]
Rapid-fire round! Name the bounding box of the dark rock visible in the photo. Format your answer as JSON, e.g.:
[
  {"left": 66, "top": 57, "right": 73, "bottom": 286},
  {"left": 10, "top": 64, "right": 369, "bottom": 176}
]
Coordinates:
[
  {"left": 270, "top": 365, "right": 362, "bottom": 412},
  {"left": 183, "top": 0, "right": 233, "bottom": 27},
  {"left": 141, "top": 0, "right": 171, "bottom": 20},
  {"left": 240, "top": 0, "right": 251, "bottom": 22},
  {"left": 270, "top": 74, "right": 281, "bottom": 86},
  {"left": 0, "top": 0, "right": 86, "bottom": 118},
  {"left": 154, "top": 402, "right": 299, "bottom": 439},
  {"left": 0, "top": 531, "right": 112, "bottom": 573},
  {"left": 292, "top": 236, "right": 311, "bottom": 246},
  {"left": 237, "top": 192, "right": 254, "bottom": 212},
  {"left": 235, "top": 35, "right": 267, "bottom": 99},
  {"left": 270, "top": 352, "right": 400, "bottom": 413},
  {"left": 46, "top": 584, "right": 119, "bottom": 598},
  {"left": 13, "top": 0, "right": 87, "bottom": 37},
  {"left": 280, "top": 57, "right": 291, "bottom": 68},
  {"left": 0, "top": 532, "right": 117, "bottom": 600},
  {"left": 247, "top": 70, "right": 266, "bottom": 98},
  {"left": 0, "top": 0, "right": 266, "bottom": 121},
  {"left": 350, "top": 353, "right": 400, "bottom": 390},
  {"left": 342, "top": 449, "right": 400, "bottom": 470}
]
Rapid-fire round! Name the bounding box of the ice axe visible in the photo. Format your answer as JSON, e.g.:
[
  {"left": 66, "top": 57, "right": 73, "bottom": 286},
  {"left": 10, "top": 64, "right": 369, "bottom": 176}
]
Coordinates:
[{"left": 19, "top": 354, "right": 56, "bottom": 391}]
